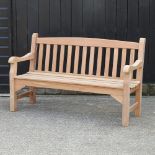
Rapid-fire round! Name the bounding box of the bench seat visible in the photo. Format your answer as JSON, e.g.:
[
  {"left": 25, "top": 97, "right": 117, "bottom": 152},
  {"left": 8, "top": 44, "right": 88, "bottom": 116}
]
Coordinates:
[{"left": 16, "top": 72, "right": 140, "bottom": 89}]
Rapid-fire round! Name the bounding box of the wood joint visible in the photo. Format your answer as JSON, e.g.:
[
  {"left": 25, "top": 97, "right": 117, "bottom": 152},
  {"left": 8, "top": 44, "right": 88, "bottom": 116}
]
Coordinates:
[
  {"left": 130, "top": 102, "right": 138, "bottom": 112},
  {"left": 17, "top": 91, "right": 33, "bottom": 100},
  {"left": 111, "top": 94, "right": 123, "bottom": 104}
]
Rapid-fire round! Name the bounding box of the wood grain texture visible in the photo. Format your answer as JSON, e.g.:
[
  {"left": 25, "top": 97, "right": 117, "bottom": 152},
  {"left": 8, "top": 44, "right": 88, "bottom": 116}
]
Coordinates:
[
  {"left": 59, "top": 45, "right": 65, "bottom": 73},
  {"left": 89, "top": 47, "right": 95, "bottom": 75},
  {"left": 112, "top": 48, "right": 118, "bottom": 77},
  {"left": 66, "top": 46, "right": 72, "bottom": 73},
  {"left": 74, "top": 46, "right": 80, "bottom": 74},
  {"left": 38, "top": 44, "right": 44, "bottom": 71},
  {"left": 52, "top": 45, "right": 57, "bottom": 72},
  {"left": 37, "top": 37, "right": 139, "bottom": 49},
  {"left": 104, "top": 48, "right": 110, "bottom": 77},
  {"left": 81, "top": 47, "right": 87, "bottom": 74},
  {"left": 96, "top": 47, "right": 102, "bottom": 76},
  {"left": 120, "top": 48, "right": 127, "bottom": 78},
  {"left": 8, "top": 34, "right": 146, "bottom": 127},
  {"left": 5, "top": 0, "right": 154, "bottom": 95},
  {"left": 45, "top": 44, "right": 50, "bottom": 71}
]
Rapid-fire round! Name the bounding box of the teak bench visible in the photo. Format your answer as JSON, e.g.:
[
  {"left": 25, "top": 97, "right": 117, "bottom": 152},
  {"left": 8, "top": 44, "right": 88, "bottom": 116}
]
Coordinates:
[{"left": 8, "top": 33, "right": 146, "bottom": 127}]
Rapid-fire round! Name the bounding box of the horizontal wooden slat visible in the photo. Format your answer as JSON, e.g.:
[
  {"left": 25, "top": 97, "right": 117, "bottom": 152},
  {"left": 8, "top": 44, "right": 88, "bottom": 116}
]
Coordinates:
[
  {"left": 16, "top": 72, "right": 140, "bottom": 89},
  {"left": 16, "top": 78, "right": 123, "bottom": 96},
  {"left": 17, "top": 91, "right": 32, "bottom": 99},
  {"left": 130, "top": 102, "right": 138, "bottom": 112},
  {"left": 37, "top": 37, "right": 139, "bottom": 49}
]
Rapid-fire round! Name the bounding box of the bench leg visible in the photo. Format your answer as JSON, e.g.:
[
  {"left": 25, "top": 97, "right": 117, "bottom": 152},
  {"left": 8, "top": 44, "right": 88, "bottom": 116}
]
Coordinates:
[
  {"left": 122, "top": 93, "right": 130, "bottom": 127},
  {"left": 10, "top": 80, "right": 17, "bottom": 112},
  {"left": 29, "top": 87, "right": 36, "bottom": 104},
  {"left": 135, "top": 85, "right": 142, "bottom": 117}
]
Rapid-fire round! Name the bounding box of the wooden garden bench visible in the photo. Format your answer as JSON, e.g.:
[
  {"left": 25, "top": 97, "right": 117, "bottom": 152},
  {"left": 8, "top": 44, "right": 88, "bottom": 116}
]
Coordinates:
[{"left": 8, "top": 33, "right": 146, "bottom": 127}]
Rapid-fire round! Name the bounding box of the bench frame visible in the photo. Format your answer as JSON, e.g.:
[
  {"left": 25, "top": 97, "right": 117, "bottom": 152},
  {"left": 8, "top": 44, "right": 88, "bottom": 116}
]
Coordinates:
[{"left": 8, "top": 33, "right": 146, "bottom": 127}]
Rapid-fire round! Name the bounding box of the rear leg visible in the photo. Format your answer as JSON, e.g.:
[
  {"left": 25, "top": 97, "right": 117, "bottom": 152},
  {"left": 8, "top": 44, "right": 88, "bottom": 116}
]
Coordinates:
[{"left": 29, "top": 87, "right": 36, "bottom": 104}]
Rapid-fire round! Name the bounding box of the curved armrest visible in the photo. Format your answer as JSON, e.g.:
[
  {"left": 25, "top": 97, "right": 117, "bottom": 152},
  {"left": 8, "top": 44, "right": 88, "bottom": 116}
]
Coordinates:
[
  {"left": 8, "top": 53, "right": 34, "bottom": 64},
  {"left": 123, "top": 60, "right": 143, "bottom": 74}
]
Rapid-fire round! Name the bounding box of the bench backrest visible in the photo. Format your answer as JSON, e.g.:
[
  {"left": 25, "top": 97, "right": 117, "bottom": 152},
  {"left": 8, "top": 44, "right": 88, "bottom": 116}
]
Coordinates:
[{"left": 29, "top": 33, "right": 146, "bottom": 80}]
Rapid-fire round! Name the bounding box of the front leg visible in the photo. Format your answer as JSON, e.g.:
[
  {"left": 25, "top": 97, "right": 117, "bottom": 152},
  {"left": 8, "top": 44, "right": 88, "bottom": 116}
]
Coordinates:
[
  {"left": 9, "top": 63, "right": 17, "bottom": 112},
  {"left": 122, "top": 91, "right": 130, "bottom": 127},
  {"left": 122, "top": 70, "right": 131, "bottom": 127},
  {"left": 10, "top": 80, "right": 17, "bottom": 112}
]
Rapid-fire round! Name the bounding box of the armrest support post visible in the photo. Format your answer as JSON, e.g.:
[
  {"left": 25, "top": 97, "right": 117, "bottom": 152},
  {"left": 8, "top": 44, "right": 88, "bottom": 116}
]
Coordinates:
[
  {"left": 122, "top": 66, "right": 131, "bottom": 127},
  {"left": 10, "top": 62, "right": 17, "bottom": 79},
  {"left": 123, "top": 70, "right": 132, "bottom": 86}
]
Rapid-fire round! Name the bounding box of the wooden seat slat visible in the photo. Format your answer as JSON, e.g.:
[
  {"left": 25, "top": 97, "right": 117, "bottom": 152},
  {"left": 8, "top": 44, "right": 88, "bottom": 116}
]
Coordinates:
[
  {"left": 27, "top": 72, "right": 140, "bottom": 86},
  {"left": 16, "top": 72, "right": 140, "bottom": 89}
]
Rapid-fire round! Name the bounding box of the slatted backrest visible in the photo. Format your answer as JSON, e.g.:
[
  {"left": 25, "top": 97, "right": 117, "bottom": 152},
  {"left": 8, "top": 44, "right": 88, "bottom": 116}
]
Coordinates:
[{"left": 30, "top": 33, "right": 145, "bottom": 80}]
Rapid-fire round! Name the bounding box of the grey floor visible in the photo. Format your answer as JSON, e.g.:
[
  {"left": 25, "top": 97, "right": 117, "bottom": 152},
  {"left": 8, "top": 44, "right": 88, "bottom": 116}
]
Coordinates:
[{"left": 0, "top": 95, "right": 155, "bottom": 155}]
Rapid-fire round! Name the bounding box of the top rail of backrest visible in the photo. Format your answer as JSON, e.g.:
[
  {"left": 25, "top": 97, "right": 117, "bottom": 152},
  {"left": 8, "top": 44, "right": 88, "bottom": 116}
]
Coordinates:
[{"left": 36, "top": 37, "right": 139, "bottom": 49}]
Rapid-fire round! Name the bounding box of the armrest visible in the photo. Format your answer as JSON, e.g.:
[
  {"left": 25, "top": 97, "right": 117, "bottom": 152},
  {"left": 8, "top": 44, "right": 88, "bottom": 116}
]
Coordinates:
[
  {"left": 123, "top": 60, "right": 143, "bottom": 74},
  {"left": 8, "top": 52, "right": 34, "bottom": 64}
]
